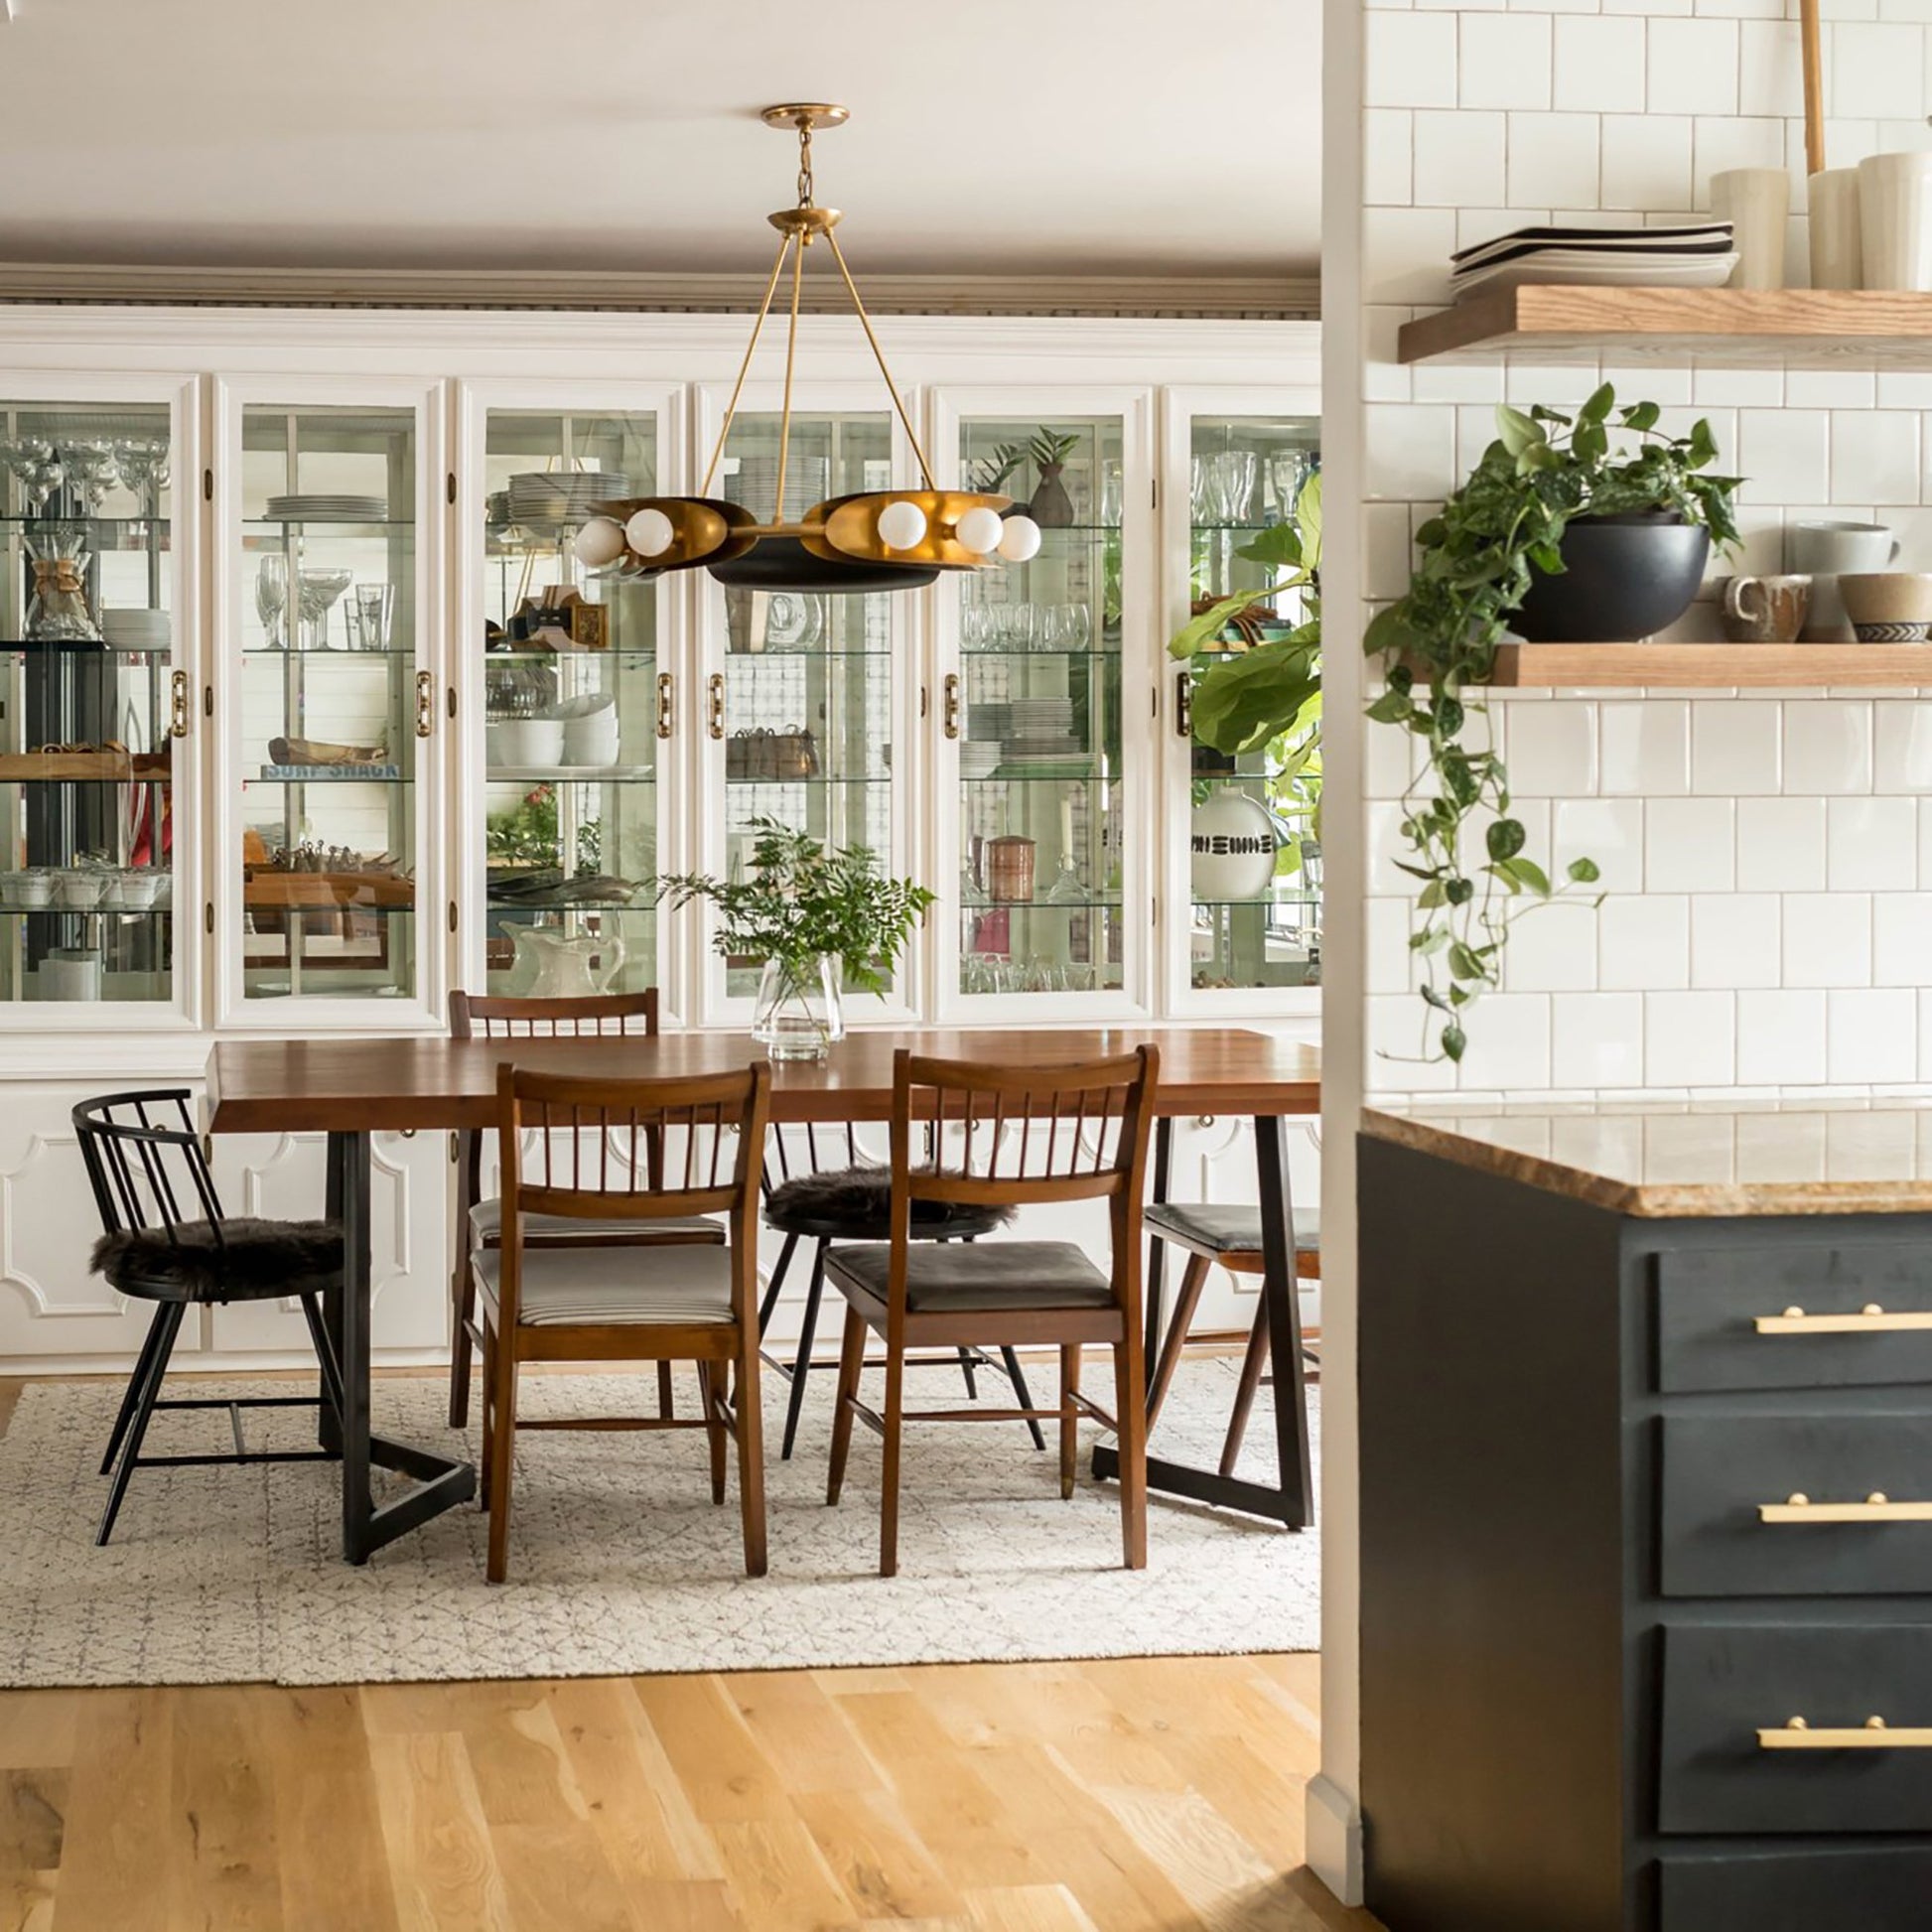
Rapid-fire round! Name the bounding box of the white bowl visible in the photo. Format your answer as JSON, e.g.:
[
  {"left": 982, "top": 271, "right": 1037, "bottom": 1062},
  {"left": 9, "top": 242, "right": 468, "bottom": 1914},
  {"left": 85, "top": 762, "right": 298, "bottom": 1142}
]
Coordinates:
[
  {"left": 491, "top": 719, "right": 565, "bottom": 767},
  {"left": 60, "top": 872, "right": 108, "bottom": 909},
  {"left": 10, "top": 872, "right": 51, "bottom": 907},
  {"left": 562, "top": 724, "right": 621, "bottom": 766},
  {"left": 117, "top": 872, "right": 162, "bottom": 910}
]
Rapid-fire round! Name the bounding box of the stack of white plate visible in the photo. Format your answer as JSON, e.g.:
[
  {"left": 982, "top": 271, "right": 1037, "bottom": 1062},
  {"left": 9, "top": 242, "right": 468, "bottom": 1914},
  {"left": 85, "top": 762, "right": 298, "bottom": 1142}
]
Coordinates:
[
  {"left": 506, "top": 473, "right": 629, "bottom": 527},
  {"left": 100, "top": 609, "right": 171, "bottom": 651},
  {"left": 265, "top": 493, "right": 388, "bottom": 521},
  {"left": 1450, "top": 223, "right": 1736, "bottom": 296},
  {"left": 1006, "top": 697, "right": 1079, "bottom": 758},
  {"left": 960, "top": 742, "right": 1003, "bottom": 779},
  {"left": 726, "top": 457, "right": 831, "bottom": 523}
]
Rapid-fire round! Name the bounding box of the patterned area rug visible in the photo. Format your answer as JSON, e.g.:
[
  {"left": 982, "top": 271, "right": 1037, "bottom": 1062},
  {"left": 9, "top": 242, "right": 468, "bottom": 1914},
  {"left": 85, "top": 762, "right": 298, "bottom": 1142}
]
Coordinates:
[{"left": 0, "top": 1357, "right": 1318, "bottom": 1688}]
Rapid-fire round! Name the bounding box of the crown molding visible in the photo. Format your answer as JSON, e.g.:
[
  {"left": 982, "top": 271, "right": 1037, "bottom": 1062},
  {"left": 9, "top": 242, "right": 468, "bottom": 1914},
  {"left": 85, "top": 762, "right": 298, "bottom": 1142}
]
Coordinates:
[{"left": 0, "top": 261, "right": 1317, "bottom": 322}]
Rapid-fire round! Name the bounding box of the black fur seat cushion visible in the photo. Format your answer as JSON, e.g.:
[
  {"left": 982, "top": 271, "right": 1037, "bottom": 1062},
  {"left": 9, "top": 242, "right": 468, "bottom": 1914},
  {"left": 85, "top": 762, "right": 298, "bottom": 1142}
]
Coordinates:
[
  {"left": 90, "top": 1218, "right": 344, "bottom": 1303},
  {"left": 765, "top": 1166, "right": 1012, "bottom": 1242}
]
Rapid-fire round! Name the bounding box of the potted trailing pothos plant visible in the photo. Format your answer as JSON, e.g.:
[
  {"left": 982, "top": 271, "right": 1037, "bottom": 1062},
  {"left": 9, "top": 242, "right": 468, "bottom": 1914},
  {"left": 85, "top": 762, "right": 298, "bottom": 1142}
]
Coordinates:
[
  {"left": 1168, "top": 473, "right": 1323, "bottom": 890},
  {"left": 1363, "top": 386, "right": 1742, "bottom": 1062},
  {"left": 654, "top": 818, "right": 934, "bottom": 1061}
]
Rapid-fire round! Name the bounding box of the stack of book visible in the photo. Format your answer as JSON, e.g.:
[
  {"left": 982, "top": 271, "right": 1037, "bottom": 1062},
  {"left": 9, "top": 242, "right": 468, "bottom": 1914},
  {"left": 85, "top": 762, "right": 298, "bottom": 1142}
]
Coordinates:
[{"left": 1450, "top": 223, "right": 1737, "bottom": 298}]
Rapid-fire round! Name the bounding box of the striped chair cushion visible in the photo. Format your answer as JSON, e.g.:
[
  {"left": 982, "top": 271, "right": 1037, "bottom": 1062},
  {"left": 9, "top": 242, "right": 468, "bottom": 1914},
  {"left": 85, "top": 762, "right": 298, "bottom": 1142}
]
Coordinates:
[
  {"left": 472, "top": 1243, "right": 735, "bottom": 1327},
  {"left": 470, "top": 1197, "right": 725, "bottom": 1249}
]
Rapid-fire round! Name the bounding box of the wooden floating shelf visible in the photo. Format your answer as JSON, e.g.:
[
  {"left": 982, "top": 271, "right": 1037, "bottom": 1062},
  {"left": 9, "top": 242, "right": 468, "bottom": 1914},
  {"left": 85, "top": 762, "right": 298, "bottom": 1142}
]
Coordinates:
[
  {"left": 243, "top": 872, "right": 414, "bottom": 909},
  {"left": 0, "top": 752, "right": 172, "bottom": 781},
  {"left": 1480, "top": 643, "right": 1932, "bottom": 688},
  {"left": 1398, "top": 286, "right": 1932, "bottom": 369}
]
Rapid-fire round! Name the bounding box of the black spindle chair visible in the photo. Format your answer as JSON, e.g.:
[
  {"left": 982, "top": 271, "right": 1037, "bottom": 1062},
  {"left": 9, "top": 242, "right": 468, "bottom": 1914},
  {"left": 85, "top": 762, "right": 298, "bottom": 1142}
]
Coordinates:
[
  {"left": 756, "top": 1119, "right": 1046, "bottom": 1460},
  {"left": 73, "top": 1089, "right": 345, "bottom": 1546}
]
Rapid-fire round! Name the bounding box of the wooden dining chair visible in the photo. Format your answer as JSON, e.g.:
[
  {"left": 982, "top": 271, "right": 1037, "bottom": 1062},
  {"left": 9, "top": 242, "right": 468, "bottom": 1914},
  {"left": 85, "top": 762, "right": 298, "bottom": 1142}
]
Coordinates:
[
  {"left": 447, "top": 988, "right": 725, "bottom": 1431},
  {"left": 825, "top": 1045, "right": 1159, "bottom": 1577},
  {"left": 477, "top": 1059, "right": 771, "bottom": 1584},
  {"left": 1141, "top": 1200, "right": 1321, "bottom": 1477}
]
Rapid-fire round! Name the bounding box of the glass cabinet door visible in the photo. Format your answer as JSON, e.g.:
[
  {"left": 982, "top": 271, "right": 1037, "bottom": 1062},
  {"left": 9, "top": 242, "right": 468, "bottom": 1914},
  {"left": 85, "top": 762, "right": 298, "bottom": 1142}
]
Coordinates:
[
  {"left": 475, "top": 406, "right": 661, "bottom": 1000},
  {"left": 228, "top": 399, "right": 426, "bottom": 1012},
  {"left": 701, "top": 406, "right": 903, "bottom": 1015},
  {"left": 947, "top": 406, "right": 1142, "bottom": 1012},
  {"left": 0, "top": 397, "right": 182, "bottom": 1014},
  {"left": 1178, "top": 413, "right": 1320, "bottom": 1001}
]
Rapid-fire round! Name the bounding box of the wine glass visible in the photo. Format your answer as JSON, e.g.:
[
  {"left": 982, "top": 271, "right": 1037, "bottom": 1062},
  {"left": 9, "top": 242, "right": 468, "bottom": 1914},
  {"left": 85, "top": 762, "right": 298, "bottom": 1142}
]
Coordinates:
[
  {"left": 1, "top": 439, "right": 63, "bottom": 515},
  {"left": 1099, "top": 460, "right": 1124, "bottom": 529},
  {"left": 1269, "top": 451, "right": 1312, "bottom": 524},
  {"left": 255, "top": 555, "right": 289, "bottom": 649},
  {"left": 114, "top": 438, "right": 170, "bottom": 516},
  {"left": 63, "top": 442, "right": 117, "bottom": 514},
  {"left": 296, "top": 567, "right": 352, "bottom": 650}
]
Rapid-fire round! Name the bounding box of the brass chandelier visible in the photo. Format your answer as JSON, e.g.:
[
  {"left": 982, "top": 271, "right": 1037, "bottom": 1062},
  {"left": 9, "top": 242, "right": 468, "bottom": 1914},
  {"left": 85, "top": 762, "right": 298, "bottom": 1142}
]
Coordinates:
[{"left": 573, "top": 103, "right": 1040, "bottom": 593}]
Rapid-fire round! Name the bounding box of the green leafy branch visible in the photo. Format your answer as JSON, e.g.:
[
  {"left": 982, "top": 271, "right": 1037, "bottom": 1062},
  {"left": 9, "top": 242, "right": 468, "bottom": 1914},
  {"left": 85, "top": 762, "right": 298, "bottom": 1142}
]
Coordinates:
[
  {"left": 653, "top": 817, "right": 934, "bottom": 996},
  {"left": 1362, "top": 386, "right": 1739, "bottom": 1062}
]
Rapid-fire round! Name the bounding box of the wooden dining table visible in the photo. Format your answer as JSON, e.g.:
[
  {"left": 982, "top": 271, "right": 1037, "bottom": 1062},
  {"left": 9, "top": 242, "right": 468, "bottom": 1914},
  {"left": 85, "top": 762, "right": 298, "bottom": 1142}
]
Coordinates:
[{"left": 207, "top": 1026, "right": 1321, "bottom": 1564}]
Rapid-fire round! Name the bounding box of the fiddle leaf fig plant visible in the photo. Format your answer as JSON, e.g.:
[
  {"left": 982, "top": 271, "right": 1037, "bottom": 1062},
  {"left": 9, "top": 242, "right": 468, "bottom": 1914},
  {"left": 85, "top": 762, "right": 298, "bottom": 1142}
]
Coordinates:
[
  {"left": 1169, "top": 474, "right": 1323, "bottom": 872},
  {"left": 1362, "top": 385, "right": 1740, "bottom": 1062}
]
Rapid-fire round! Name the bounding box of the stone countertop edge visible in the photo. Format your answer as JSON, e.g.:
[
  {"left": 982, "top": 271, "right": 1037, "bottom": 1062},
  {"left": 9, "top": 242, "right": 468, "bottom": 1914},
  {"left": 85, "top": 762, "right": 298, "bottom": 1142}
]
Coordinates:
[{"left": 1359, "top": 1108, "right": 1932, "bottom": 1220}]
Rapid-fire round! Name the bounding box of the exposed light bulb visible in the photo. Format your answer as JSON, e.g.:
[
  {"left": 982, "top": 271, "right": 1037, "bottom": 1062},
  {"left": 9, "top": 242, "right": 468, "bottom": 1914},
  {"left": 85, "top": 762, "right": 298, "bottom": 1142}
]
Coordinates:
[
  {"left": 572, "top": 517, "right": 626, "bottom": 568},
  {"left": 955, "top": 506, "right": 1004, "bottom": 554},
  {"left": 625, "top": 506, "right": 676, "bottom": 557},
  {"left": 997, "top": 514, "right": 1042, "bottom": 563},
  {"left": 877, "top": 499, "right": 928, "bottom": 551}
]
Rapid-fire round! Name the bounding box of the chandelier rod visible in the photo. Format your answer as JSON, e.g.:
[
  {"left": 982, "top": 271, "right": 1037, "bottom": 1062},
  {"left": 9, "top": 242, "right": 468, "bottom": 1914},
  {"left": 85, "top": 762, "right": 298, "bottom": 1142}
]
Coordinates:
[
  {"left": 825, "top": 226, "right": 936, "bottom": 490},
  {"left": 700, "top": 227, "right": 797, "bottom": 498},
  {"left": 775, "top": 215, "right": 807, "bottom": 537}
]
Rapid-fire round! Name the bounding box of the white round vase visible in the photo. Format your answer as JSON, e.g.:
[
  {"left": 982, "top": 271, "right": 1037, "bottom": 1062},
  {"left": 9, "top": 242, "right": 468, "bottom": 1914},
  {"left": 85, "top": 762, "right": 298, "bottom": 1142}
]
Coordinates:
[{"left": 1189, "top": 786, "right": 1279, "bottom": 901}]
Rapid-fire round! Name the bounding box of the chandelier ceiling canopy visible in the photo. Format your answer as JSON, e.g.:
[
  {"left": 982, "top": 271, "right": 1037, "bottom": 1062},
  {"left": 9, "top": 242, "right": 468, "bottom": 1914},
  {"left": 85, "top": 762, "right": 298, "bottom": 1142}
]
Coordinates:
[{"left": 574, "top": 104, "right": 1041, "bottom": 595}]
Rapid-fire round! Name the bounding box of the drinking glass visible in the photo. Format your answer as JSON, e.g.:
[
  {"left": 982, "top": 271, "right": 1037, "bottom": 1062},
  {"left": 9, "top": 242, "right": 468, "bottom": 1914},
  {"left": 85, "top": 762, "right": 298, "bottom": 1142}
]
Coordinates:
[
  {"left": 349, "top": 582, "right": 395, "bottom": 651},
  {"left": 1099, "top": 460, "right": 1124, "bottom": 528},
  {"left": 1, "top": 439, "right": 63, "bottom": 514},
  {"left": 1189, "top": 456, "right": 1213, "bottom": 522},
  {"left": 114, "top": 438, "right": 169, "bottom": 516},
  {"left": 1065, "top": 602, "right": 1092, "bottom": 650},
  {"left": 63, "top": 442, "right": 117, "bottom": 514},
  {"left": 1009, "top": 603, "right": 1039, "bottom": 653},
  {"left": 1211, "top": 452, "right": 1258, "bottom": 524},
  {"left": 296, "top": 567, "right": 352, "bottom": 649},
  {"left": 1270, "top": 451, "right": 1312, "bottom": 524},
  {"left": 255, "top": 555, "right": 288, "bottom": 649}
]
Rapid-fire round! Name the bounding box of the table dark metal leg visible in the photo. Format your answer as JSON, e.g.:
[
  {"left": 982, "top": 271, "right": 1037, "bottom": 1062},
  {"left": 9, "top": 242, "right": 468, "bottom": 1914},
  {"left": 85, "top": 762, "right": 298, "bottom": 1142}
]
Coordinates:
[
  {"left": 320, "top": 1133, "right": 345, "bottom": 1455},
  {"left": 1142, "top": 1116, "right": 1173, "bottom": 1396},
  {"left": 329, "top": 1129, "right": 477, "bottom": 1565},
  {"left": 1091, "top": 1113, "right": 1313, "bottom": 1529}
]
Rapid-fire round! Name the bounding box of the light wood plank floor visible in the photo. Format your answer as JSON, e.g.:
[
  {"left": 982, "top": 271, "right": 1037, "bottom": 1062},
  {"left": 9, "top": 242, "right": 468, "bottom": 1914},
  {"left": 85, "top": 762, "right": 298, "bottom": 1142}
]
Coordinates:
[{"left": 0, "top": 1374, "right": 1375, "bottom": 1932}]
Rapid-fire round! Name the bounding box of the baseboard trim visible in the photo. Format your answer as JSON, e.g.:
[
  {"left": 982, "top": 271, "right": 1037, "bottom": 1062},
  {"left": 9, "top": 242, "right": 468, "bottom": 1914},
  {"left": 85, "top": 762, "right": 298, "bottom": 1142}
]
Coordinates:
[{"left": 1304, "top": 1773, "right": 1365, "bottom": 1907}]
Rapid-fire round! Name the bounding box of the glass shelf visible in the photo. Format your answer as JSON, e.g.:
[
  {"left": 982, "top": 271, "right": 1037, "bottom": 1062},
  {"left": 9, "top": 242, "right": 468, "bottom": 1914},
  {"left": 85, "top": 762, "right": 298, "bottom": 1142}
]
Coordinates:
[
  {"left": 244, "top": 645, "right": 415, "bottom": 659},
  {"left": 484, "top": 765, "right": 655, "bottom": 783},
  {"left": 242, "top": 517, "right": 416, "bottom": 530}
]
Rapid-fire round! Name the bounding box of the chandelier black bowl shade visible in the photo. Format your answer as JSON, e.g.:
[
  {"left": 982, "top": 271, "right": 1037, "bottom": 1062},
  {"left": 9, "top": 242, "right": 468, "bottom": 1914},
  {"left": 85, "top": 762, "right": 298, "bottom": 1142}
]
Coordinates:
[{"left": 707, "top": 536, "right": 940, "bottom": 593}]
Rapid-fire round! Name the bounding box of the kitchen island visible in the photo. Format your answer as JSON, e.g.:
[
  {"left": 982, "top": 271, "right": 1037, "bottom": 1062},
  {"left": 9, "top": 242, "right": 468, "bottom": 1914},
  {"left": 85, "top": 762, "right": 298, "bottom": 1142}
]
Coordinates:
[{"left": 1357, "top": 1103, "right": 1932, "bottom": 1932}]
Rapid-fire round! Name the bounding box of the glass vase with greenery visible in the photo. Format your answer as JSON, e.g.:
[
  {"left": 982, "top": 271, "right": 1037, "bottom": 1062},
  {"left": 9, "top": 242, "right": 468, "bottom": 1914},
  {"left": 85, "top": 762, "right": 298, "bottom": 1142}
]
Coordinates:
[{"left": 654, "top": 819, "right": 935, "bottom": 1059}]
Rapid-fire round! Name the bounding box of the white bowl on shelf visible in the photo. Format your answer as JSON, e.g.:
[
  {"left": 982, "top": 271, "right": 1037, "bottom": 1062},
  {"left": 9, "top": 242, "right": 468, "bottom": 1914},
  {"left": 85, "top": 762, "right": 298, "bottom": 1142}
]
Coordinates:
[
  {"left": 59, "top": 871, "right": 109, "bottom": 909},
  {"left": 491, "top": 719, "right": 564, "bottom": 767},
  {"left": 117, "top": 872, "right": 162, "bottom": 910},
  {"left": 8, "top": 871, "right": 52, "bottom": 908},
  {"left": 562, "top": 720, "right": 621, "bottom": 766}
]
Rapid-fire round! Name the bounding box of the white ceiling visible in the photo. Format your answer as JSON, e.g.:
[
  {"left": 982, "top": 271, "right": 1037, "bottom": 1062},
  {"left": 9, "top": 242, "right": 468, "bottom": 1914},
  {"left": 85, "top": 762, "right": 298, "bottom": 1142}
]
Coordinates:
[{"left": 0, "top": 0, "right": 1316, "bottom": 281}]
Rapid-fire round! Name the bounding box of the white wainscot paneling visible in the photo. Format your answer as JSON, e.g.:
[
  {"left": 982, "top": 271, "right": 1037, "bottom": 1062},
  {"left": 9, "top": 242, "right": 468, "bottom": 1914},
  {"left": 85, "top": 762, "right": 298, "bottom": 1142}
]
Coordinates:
[
  {"left": 0, "top": 1086, "right": 166, "bottom": 1364},
  {"left": 206, "top": 1129, "right": 450, "bottom": 1357}
]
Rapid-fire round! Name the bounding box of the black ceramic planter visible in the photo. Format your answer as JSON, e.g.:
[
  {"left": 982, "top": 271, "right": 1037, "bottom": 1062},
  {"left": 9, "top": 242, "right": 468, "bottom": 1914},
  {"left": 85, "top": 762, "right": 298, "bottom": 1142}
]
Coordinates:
[{"left": 1510, "top": 511, "right": 1710, "bottom": 643}]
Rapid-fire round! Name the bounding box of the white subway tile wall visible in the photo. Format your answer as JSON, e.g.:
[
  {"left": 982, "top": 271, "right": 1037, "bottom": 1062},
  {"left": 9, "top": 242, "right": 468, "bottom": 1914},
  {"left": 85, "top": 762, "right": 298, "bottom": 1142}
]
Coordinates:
[{"left": 1358, "top": 0, "right": 1932, "bottom": 1098}]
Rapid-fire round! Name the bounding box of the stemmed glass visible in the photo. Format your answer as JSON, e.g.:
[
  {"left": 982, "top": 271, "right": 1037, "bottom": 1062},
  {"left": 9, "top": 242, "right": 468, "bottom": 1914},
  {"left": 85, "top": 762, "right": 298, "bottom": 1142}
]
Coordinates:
[
  {"left": 1, "top": 440, "right": 64, "bottom": 515},
  {"left": 1269, "top": 451, "right": 1312, "bottom": 524},
  {"left": 114, "top": 438, "right": 170, "bottom": 516},
  {"left": 296, "top": 567, "right": 352, "bottom": 649},
  {"left": 255, "top": 555, "right": 289, "bottom": 649},
  {"left": 62, "top": 442, "right": 117, "bottom": 514}
]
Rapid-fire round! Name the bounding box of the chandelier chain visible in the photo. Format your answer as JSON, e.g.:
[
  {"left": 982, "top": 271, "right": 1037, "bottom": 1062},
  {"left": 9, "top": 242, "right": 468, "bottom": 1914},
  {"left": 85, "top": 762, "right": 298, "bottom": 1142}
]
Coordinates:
[{"left": 797, "top": 121, "right": 814, "bottom": 209}]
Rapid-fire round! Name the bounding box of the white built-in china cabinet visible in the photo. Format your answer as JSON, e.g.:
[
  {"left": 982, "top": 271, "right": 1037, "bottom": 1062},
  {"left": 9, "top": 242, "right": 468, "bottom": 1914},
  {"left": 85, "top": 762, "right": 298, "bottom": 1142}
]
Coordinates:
[{"left": 0, "top": 309, "right": 1316, "bottom": 1370}]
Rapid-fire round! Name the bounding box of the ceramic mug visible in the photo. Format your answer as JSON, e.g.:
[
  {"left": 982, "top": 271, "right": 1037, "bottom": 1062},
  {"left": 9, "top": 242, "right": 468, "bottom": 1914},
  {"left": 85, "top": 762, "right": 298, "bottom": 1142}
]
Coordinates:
[
  {"left": 1712, "top": 168, "right": 1791, "bottom": 289},
  {"left": 1721, "top": 574, "right": 1812, "bottom": 643},
  {"left": 1858, "top": 152, "right": 1932, "bottom": 290},
  {"left": 1838, "top": 571, "right": 1932, "bottom": 642},
  {"left": 1791, "top": 521, "right": 1899, "bottom": 639},
  {"left": 1809, "top": 168, "right": 1863, "bottom": 290}
]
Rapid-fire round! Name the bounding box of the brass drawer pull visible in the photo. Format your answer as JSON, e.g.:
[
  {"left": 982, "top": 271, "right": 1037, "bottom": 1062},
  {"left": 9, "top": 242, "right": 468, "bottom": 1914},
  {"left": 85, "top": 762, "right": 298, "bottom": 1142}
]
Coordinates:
[
  {"left": 1759, "top": 1491, "right": 1932, "bottom": 1523},
  {"left": 415, "top": 670, "right": 435, "bottom": 739},
  {"left": 656, "top": 671, "right": 675, "bottom": 740},
  {"left": 1759, "top": 1716, "right": 1932, "bottom": 1749},
  {"left": 1754, "top": 1303, "right": 1932, "bottom": 1334},
  {"left": 942, "top": 673, "right": 960, "bottom": 741},
  {"left": 169, "top": 669, "right": 190, "bottom": 739},
  {"left": 706, "top": 672, "right": 725, "bottom": 741}
]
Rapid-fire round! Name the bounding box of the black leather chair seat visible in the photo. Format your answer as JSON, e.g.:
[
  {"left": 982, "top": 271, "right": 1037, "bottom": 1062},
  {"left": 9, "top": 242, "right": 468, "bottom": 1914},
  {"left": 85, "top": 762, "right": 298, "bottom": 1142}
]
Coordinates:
[
  {"left": 826, "top": 1239, "right": 1114, "bottom": 1314},
  {"left": 90, "top": 1218, "right": 344, "bottom": 1304},
  {"left": 765, "top": 1165, "right": 1010, "bottom": 1244},
  {"left": 1145, "top": 1201, "right": 1321, "bottom": 1258}
]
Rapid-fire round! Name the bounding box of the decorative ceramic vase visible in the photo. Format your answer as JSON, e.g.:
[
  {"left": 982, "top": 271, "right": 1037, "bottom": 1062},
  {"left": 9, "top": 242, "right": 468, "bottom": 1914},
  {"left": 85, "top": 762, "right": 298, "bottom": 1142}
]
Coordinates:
[
  {"left": 1028, "top": 462, "right": 1075, "bottom": 528},
  {"left": 1858, "top": 152, "right": 1932, "bottom": 291},
  {"left": 511, "top": 925, "right": 624, "bottom": 998},
  {"left": 1511, "top": 513, "right": 1710, "bottom": 643},
  {"left": 1190, "top": 786, "right": 1280, "bottom": 902},
  {"left": 1810, "top": 168, "right": 1863, "bottom": 290},
  {"left": 1710, "top": 167, "right": 1790, "bottom": 289},
  {"left": 752, "top": 954, "right": 844, "bottom": 1061}
]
